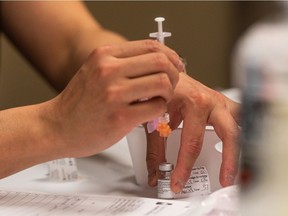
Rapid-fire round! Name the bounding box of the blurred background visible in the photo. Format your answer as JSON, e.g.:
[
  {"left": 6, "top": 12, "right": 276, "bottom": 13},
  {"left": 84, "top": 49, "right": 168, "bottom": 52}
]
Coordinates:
[{"left": 0, "top": 1, "right": 280, "bottom": 109}]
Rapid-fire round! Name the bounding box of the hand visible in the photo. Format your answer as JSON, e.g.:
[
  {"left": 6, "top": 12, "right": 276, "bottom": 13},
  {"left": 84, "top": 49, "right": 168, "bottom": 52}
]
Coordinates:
[
  {"left": 48, "top": 40, "right": 183, "bottom": 157},
  {"left": 146, "top": 72, "right": 240, "bottom": 193}
]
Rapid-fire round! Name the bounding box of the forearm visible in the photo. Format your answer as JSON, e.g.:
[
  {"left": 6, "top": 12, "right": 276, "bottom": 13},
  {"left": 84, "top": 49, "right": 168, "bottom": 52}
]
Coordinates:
[
  {"left": 0, "top": 102, "right": 64, "bottom": 178},
  {"left": 2, "top": 1, "right": 126, "bottom": 91}
]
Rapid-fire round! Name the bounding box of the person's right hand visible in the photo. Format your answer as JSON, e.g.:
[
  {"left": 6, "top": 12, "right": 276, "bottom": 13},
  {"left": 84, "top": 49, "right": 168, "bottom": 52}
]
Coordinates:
[{"left": 46, "top": 39, "right": 183, "bottom": 158}]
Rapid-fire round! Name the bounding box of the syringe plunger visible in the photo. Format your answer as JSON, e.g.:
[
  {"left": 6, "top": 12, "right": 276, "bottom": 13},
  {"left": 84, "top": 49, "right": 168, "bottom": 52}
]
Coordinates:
[{"left": 149, "top": 17, "right": 171, "bottom": 44}]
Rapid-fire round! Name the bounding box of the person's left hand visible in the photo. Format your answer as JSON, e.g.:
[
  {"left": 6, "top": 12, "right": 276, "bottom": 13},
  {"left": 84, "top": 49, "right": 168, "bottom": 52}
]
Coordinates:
[{"left": 145, "top": 72, "right": 241, "bottom": 193}]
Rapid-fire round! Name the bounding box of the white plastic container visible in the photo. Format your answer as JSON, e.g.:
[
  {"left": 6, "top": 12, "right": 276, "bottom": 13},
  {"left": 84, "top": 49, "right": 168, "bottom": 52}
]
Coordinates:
[{"left": 126, "top": 124, "right": 222, "bottom": 193}]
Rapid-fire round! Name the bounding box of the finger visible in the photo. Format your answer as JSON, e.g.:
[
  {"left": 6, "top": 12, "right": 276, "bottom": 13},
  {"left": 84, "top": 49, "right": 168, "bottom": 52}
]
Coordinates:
[
  {"left": 209, "top": 109, "right": 240, "bottom": 187},
  {"left": 145, "top": 128, "right": 166, "bottom": 187},
  {"left": 118, "top": 52, "right": 179, "bottom": 89},
  {"left": 127, "top": 97, "right": 168, "bottom": 125},
  {"left": 99, "top": 40, "right": 184, "bottom": 72},
  {"left": 228, "top": 99, "right": 241, "bottom": 126},
  {"left": 123, "top": 73, "right": 173, "bottom": 103},
  {"left": 171, "top": 113, "right": 207, "bottom": 193}
]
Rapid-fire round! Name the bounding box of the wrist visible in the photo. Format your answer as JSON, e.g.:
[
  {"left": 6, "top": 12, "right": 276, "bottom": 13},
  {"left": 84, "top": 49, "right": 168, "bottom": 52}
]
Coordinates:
[
  {"left": 0, "top": 101, "right": 65, "bottom": 178},
  {"left": 35, "top": 99, "right": 70, "bottom": 159}
]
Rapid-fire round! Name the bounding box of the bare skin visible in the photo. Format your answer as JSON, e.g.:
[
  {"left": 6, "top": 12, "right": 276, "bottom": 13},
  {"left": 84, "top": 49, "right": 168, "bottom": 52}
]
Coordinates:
[
  {"left": 0, "top": 2, "right": 181, "bottom": 178},
  {"left": 146, "top": 73, "right": 240, "bottom": 192},
  {"left": 1, "top": 1, "right": 240, "bottom": 193}
]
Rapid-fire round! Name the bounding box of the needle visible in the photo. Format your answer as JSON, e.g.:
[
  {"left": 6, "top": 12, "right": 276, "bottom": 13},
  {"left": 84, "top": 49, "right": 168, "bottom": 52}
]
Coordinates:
[{"left": 164, "top": 137, "right": 167, "bottom": 152}]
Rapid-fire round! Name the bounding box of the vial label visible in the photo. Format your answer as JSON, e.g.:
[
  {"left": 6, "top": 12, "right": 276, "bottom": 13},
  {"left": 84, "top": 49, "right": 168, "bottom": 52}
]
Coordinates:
[
  {"left": 158, "top": 179, "right": 174, "bottom": 199},
  {"left": 47, "top": 158, "right": 78, "bottom": 181},
  {"left": 175, "top": 166, "right": 211, "bottom": 198}
]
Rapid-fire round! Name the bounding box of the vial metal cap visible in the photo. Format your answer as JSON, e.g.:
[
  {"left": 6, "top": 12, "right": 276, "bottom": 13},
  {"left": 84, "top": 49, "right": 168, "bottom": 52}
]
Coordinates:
[{"left": 159, "top": 162, "right": 174, "bottom": 171}]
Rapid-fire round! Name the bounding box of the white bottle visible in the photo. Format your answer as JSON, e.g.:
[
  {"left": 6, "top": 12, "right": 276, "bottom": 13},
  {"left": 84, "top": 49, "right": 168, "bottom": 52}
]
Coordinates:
[{"left": 233, "top": 3, "right": 288, "bottom": 215}]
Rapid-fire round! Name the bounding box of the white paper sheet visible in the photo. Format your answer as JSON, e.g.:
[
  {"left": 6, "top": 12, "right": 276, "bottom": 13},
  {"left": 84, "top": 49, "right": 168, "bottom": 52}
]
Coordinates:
[{"left": 0, "top": 189, "right": 191, "bottom": 216}]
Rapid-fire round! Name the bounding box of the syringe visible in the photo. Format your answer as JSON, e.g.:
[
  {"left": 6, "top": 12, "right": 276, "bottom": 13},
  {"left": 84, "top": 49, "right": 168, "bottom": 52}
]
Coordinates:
[
  {"left": 156, "top": 113, "right": 171, "bottom": 150},
  {"left": 149, "top": 17, "right": 171, "bottom": 44},
  {"left": 148, "top": 17, "right": 172, "bottom": 148}
]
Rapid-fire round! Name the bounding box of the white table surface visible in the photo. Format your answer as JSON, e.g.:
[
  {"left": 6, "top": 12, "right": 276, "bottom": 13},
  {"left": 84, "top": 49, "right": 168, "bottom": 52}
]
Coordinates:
[
  {"left": 0, "top": 89, "right": 241, "bottom": 215},
  {"left": 0, "top": 137, "right": 206, "bottom": 202},
  {"left": 0, "top": 138, "right": 153, "bottom": 196}
]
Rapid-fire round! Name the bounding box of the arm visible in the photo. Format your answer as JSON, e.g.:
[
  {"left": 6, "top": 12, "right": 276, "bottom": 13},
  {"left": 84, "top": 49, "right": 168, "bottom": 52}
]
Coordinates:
[
  {"left": 2, "top": 1, "right": 126, "bottom": 91},
  {"left": 0, "top": 39, "right": 182, "bottom": 179},
  {"left": 0, "top": 104, "right": 61, "bottom": 178},
  {"left": 1, "top": 1, "right": 183, "bottom": 178}
]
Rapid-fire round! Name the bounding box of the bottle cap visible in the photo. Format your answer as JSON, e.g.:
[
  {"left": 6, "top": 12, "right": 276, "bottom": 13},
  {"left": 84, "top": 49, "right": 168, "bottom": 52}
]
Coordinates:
[{"left": 159, "top": 162, "right": 174, "bottom": 171}]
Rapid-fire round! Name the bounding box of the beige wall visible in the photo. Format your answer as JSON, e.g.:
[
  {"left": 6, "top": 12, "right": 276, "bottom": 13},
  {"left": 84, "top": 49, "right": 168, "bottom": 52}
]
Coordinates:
[
  {"left": 85, "top": 1, "right": 239, "bottom": 89},
  {"left": 0, "top": 35, "right": 56, "bottom": 109},
  {"left": 0, "top": 1, "right": 278, "bottom": 109}
]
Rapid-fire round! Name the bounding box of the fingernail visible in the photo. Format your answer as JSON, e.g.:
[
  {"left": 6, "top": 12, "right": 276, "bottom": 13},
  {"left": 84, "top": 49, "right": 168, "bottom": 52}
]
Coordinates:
[
  {"left": 148, "top": 170, "right": 159, "bottom": 187},
  {"left": 172, "top": 180, "right": 184, "bottom": 193},
  {"left": 224, "top": 173, "right": 235, "bottom": 186},
  {"left": 177, "top": 58, "right": 185, "bottom": 72},
  {"left": 148, "top": 175, "right": 158, "bottom": 187},
  {"left": 179, "top": 56, "right": 187, "bottom": 73}
]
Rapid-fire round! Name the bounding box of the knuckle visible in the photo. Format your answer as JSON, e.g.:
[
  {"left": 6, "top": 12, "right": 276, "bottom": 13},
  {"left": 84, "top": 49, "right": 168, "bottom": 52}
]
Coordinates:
[
  {"left": 146, "top": 152, "right": 159, "bottom": 167},
  {"left": 220, "top": 123, "right": 240, "bottom": 142},
  {"left": 197, "top": 92, "right": 209, "bottom": 107},
  {"left": 88, "top": 48, "right": 117, "bottom": 77},
  {"left": 184, "top": 139, "right": 203, "bottom": 159},
  {"left": 171, "top": 51, "right": 181, "bottom": 62},
  {"left": 144, "top": 39, "right": 161, "bottom": 52},
  {"left": 96, "top": 59, "right": 118, "bottom": 77},
  {"left": 157, "top": 73, "right": 170, "bottom": 88},
  {"left": 153, "top": 53, "right": 169, "bottom": 70},
  {"left": 104, "top": 84, "right": 123, "bottom": 103},
  {"left": 91, "top": 45, "right": 112, "bottom": 57},
  {"left": 188, "top": 91, "right": 210, "bottom": 109},
  {"left": 156, "top": 75, "right": 174, "bottom": 102},
  {"left": 213, "top": 91, "right": 228, "bottom": 106},
  {"left": 227, "top": 126, "right": 240, "bottom": 139}
]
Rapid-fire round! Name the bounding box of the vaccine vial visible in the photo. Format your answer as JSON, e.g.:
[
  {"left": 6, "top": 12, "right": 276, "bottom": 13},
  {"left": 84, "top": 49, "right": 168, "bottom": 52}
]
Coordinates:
[{"left": 157, "top": 162, "right": 174, "bottom": 199}]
